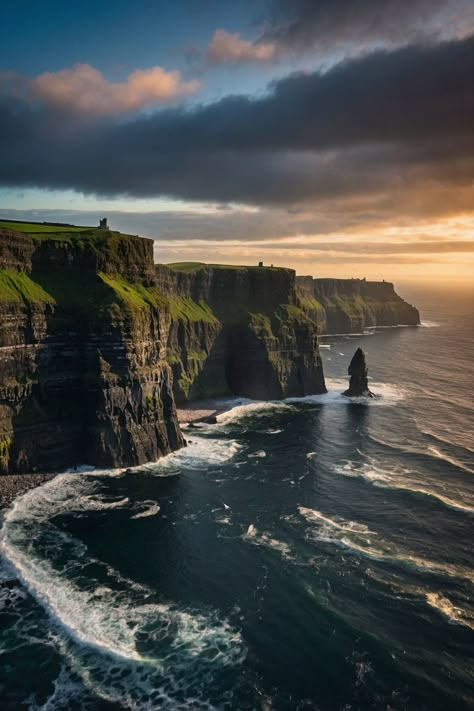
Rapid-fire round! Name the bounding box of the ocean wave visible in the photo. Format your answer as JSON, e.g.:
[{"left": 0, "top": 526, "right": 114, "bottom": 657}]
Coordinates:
[
  {"left": 333, "top": 460, "right": 474, "bottom": 515},
  {"left": 0, "top": 475, "right": 245, "bottom": 708},
  {"left": 286, "top": 378, "right": 405, "bottom": 407},
  {"left": 243, "top": 524, "right": 293, "bottom": 560},
  {"left": 216, "top": 400, "right": 293, "bottom": 425},
  {"left": 297, "top": 506, "right": 474, "bottom": 583},
  {"left": 369, "top": 434, "right": 474, "bottom": 475},
  {"left": 131, "top": 501, "right": 161, "bottom": 519},
  {"left": 131, "top": 436, "right": 242, "bottom": 475},
  {"left": 420, "top": 320, "right": 441, "bottom": 328},
  {"left": 425, "top": 592, "right": 474, "bottom": 631}
]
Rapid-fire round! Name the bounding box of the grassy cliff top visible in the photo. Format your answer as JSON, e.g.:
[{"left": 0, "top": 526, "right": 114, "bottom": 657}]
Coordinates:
[
  {"left": 166, "top": 261, "right": 290, "bottom": 273},
  {"left": 0, "top": 219, "right": 90, "bottom": 234}
]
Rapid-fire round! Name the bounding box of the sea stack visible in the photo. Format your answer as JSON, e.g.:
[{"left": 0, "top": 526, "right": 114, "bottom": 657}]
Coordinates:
[{"left": 343, "top": 348, "right": 374, "bottom": 398}]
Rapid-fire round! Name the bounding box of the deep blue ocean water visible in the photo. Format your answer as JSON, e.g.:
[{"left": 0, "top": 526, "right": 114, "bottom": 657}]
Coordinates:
[{"left": 1, "top": 285, "right": 473, "bottom": 710}]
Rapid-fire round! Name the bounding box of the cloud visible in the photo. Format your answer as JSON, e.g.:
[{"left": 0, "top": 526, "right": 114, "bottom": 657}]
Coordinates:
[
  {"left": 29, "top": 63, "right": 199, "bottom": 115},
  {"left": 0, "top": 36, "right": 472, "bottom": 222},
  {"left": 206, "top": 29, "right": 277, "bottom": 64},
  {"left": 264, "top": 0, "right": 474, "bottom": 52}
]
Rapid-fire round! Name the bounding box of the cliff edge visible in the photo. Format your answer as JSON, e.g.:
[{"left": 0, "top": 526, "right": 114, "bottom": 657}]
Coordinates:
[{"left": 296, "top": 277, "right": 420, "bottom": 334}]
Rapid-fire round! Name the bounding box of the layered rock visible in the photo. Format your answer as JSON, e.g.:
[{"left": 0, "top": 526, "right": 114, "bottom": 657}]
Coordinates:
[
  {"left": 296, "top": 277, "right": 420, "bottom": 334},
  {"left": 343, "top": 348, "right": 374, "bottom": 398},
  {"left": 156, "top": 264, "right": 326, "bottom": 403},
  {"left": 0, "top": 230, "right": 327, "bottom": 474},
  {"left": 0, "top": 228, "right": 183, "bottom": 474}
]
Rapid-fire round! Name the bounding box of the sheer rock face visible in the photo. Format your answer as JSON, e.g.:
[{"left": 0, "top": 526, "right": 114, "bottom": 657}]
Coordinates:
[
  {"left": 343, "top": 348, "right": 374, "bottom": 398},
  {"left": 0, "top": 229, "right": 326, "bottom": 474},
  {"left": 155, "top": 264, "right": 326, "bottom": 403},
  {"left": 0, "top": 229, "right": 183, "bottom": 474},
  {"left": 296, "top": 277, "right": 420, "bottom": 334}
]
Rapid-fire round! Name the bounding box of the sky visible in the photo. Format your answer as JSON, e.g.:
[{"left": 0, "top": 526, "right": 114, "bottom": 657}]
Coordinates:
[{"left": 0, "top": 0, "right": 473, "bottom": 283}]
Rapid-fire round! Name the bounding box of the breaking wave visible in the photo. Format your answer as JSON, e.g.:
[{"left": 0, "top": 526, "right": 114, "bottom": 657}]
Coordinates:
[{"left": 297, "top": 506, "right": 474, "bottom": 584}]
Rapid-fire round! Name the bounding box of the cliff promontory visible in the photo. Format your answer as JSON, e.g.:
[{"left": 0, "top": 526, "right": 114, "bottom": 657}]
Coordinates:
[
  {"left": 0, "top": 228, "right": 326, "bottom": 474},
  {"left": 296, "top": 277, "right": 420, "bottom": 334},
  {"left": 156, "top": 263, "right": 326, "bottom": 404},
  {"left": 0, "top": 226, "right": 183, "bottom": 474}
]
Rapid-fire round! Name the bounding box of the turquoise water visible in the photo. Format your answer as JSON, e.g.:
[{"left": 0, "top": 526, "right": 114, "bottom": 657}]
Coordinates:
[{"left": 1, "top": 286, "right": 473, "bottom": 709}]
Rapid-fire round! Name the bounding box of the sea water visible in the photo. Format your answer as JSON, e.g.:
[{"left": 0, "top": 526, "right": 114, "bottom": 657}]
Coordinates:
[{"left": 0, "top": 285, "right": 473, "bottom": 710}]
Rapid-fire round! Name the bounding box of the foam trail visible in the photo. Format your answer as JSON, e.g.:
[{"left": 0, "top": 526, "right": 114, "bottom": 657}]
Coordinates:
[
  {"left": 286, "top": 378, "right": 405, "bottom": 407},
  {"left": 217, "top": 401, "right": 293, "bottom": 425},
  {"left": 243, "top": 524, "right": 293, "bottom": 560},
  {"left": 425, "top": 593, "right": 474, "bottom": 630},
  {"left": 0, "top": 474, "right": 246, "bottom": 708},
  {"left": 333, "top": 461, "right": 474, "bottom": 515},
  {"left": 297, "top": 506, "right": 474, "bottom": 583},
  {"left": 427, "top": 446, "right": 474, "bottom": 475}
]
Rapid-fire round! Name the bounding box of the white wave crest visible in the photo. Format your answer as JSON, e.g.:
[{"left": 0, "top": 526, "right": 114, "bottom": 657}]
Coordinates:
[
  {"left": 216, "top": 400, "right": 293, "bottom": 425},
  {"left": 425, "top": 593, "right": 474, "bottom": 630},
  {"left": 0, "top": 474, "right": 246, "bottom": 708},
  {"left": 333, "top": 460, "right": 474, "bottom": 515},
  {"left": 297, "top": 506, "right": 474, "bottom": 583},
  {"left": 243, "top": 524, "right": 293, "bottom": 560}
]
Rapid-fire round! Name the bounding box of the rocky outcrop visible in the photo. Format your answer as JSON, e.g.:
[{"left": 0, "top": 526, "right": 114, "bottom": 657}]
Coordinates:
[
  {"left": 0, "top": 228, "right": 183, "bottom": 474},
  {"left": 156, "top": 264, "right": 326, "bottom": 403},
  {"left": 296, "top": 277, "right": 420, "bottom": 334},
  {"left": 343, "top": 348, "right": 374, "bottom": 398}
]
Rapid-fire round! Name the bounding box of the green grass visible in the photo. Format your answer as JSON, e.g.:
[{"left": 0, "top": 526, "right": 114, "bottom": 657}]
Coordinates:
[
  {"left": 0, "top": 219, "right": 90, "bottom": 233},
  {"left": 166, "top": 295, "right": 219, "bottom": 323},
  {"left": 0, "top": 269, "right": 55, "bottom": 304},
  {"left": 98, "top": 273, "right": 167, "bottom": 312}
]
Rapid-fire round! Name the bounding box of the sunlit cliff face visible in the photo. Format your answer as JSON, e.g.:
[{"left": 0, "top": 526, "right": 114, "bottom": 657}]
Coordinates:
[{"left": 0, "top": 0, "right": 472, "bottom": 282}]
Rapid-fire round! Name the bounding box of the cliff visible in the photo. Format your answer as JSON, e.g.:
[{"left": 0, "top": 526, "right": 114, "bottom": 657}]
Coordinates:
[
  {"left": 0, "top": 227, "right": 183, "bottom": 474},
  {"left": 156, "top": 263, "right": 326, "bottom": 404},
  {"left": 0, "top": 230, "right": 326, "bottom": 474},
  {"left": 296, "top": 277, "right": 420, "bottom": 334}
]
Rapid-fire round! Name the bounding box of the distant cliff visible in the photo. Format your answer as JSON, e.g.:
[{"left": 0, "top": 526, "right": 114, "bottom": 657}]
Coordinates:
[
  {"left": 156, "top": 263, "right": 326, "bottom": 404},
  {"left": 296, "top": 277, "right": 420, "bottom": 334},
  {"left": 0, "top": 231, "right": 326, "bottom": 474}
]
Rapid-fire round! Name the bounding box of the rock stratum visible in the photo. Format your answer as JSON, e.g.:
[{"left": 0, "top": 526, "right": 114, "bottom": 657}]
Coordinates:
[
  {"left": 0, "top": 229, "right": 325, "bottom": 474},
  {"left": 296, "top": 276, "right": 420, "bottom": 334}
]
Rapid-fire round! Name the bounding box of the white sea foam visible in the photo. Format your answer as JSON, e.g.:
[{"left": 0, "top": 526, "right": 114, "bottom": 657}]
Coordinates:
[
  {"left": 297, "top": 506, "right": 474, "bottom": 583},
  {"left": 286, "top": 378, "right": 405, "bottom": 407},
  {"left": 248, "top": 450, "right": 266, "bottom": 459},
  {"left": 333, "top": 460, "right": 474, "bottom": 515},
  {"left": 243, "top": 524, "right": 292, "bottom": 560},
  {"left": 134, "top": 436, "right": 242, "bottom": 475},
  {"left": 131, "top": 501, "right": 161, "bottom": 519},
  {"left": 425, "top": 593, "right": 474, "bottom": 630},
  {"left": 216, "top": 400, "right": 293, "bottom": 425},
  {"left": 420, "top": 320, "right": 441, "bottom": 328},
  {"left": 0, "top": 474, "right": 246, "bottom": 708},
  {"left": 427, "top": 446, "right": 474, "bottom": 475}
]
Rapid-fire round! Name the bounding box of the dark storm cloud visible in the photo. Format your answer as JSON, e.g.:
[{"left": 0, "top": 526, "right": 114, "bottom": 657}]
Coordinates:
[
  {"left": 0, "top": 36, "right": 472, "bottom": 210},
  {"left": 264, "top": 0, "right": 474, "bottom": 50}
]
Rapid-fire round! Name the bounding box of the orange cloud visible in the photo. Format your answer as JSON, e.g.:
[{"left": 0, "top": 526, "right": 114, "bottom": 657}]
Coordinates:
[
  {"left": 32, "top": 64, "right": 199, "bottom": 115},
  {"left": 207, "top": 29, "right": 277, "bottom": 63}
]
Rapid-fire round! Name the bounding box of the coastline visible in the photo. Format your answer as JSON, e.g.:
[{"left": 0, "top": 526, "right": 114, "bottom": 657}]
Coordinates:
[
  {"left": 177, "top": 397, "right": 243, "bottom": 425},
  {"left": 0, "top": 473, "right": 56, "bottom": 510},
  {"left": 0, "top": 400, "right": 239, "bottom": 510}
]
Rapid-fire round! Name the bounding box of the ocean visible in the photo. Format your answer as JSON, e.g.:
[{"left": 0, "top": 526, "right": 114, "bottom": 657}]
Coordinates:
[{"left": 1, "top": 284, "right": 473, "bottom": 710}]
